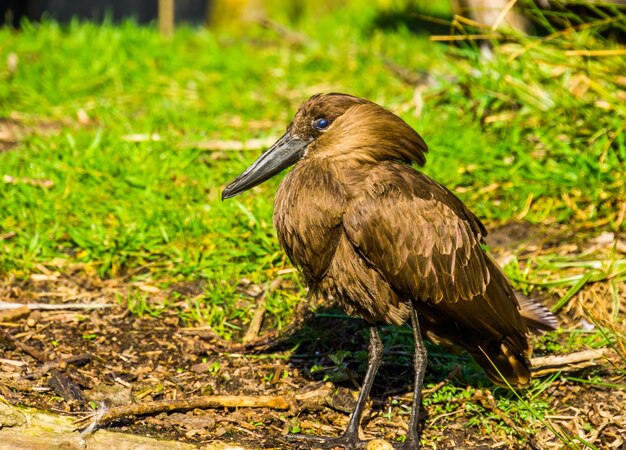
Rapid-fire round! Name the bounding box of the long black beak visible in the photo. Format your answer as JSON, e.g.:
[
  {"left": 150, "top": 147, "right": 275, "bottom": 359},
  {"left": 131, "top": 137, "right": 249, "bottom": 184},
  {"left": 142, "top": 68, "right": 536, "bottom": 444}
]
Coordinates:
[{"left": 221, "top": 132, "right": 310, "bottom": 200}]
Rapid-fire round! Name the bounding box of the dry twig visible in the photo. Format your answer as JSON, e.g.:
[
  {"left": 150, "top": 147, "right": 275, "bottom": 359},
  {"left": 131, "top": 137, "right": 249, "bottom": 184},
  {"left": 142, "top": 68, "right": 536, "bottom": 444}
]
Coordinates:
[
  {"left": 531, "top": 348, "right": 615, "bottom": 377},
  {"left": 75, "top": 394, "right": 295, "bottom": 429},
  {"left": 0, "top": 301, "right": 113, "bottom": 311},
  {"left": 243, "top": 278, "right": 283, "bottom": 344}
]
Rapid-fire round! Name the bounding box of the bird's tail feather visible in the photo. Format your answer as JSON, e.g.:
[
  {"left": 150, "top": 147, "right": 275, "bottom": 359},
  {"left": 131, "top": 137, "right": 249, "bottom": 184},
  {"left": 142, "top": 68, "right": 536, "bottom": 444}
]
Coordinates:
[
  {"left": 472, "top": 337, "right": 532, "bottom": 387},
  {"left": 470, "top": 291, "right": 559, "bottom": 388},
  {"left": 516, "top": 293, "right": 558, "bottom": 334}
]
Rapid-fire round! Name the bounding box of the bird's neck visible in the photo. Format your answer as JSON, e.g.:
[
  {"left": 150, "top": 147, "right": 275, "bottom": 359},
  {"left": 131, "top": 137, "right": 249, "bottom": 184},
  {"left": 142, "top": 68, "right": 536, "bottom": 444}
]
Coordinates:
[{"left": 298, "top": 157, "right": 377, "bottom": 200}]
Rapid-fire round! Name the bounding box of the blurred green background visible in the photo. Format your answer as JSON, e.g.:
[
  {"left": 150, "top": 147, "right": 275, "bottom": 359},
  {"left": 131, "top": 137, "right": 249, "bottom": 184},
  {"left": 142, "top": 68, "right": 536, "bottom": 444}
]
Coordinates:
[{"left": 0, "top": 0, "right": 625, "bottom": 335}]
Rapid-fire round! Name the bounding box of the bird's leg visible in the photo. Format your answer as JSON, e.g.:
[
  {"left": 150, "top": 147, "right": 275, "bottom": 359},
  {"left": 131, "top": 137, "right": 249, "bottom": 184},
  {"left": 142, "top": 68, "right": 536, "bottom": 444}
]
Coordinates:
[
  {"left": 343, "top": 326, "right": 384, "bottom": 439},
  {"left": 397, "top": 308, "right": 427, "bottom": 450},
  {"left": 286, "top": 326, "right": 384, "bottom": 449}
]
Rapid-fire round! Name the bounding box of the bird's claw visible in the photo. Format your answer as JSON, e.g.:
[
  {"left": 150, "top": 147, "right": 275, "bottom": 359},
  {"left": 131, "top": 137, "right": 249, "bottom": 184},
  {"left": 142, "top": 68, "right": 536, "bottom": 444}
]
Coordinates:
[{"left": 285, "top": 432, "right": 369, "bottom": 449}]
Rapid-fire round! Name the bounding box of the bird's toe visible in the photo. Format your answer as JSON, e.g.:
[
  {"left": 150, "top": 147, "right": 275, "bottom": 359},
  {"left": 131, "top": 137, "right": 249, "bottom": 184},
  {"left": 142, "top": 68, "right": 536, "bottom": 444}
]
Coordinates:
[{"left": 284, "top": 432, "right": 369, "bottom": 449}]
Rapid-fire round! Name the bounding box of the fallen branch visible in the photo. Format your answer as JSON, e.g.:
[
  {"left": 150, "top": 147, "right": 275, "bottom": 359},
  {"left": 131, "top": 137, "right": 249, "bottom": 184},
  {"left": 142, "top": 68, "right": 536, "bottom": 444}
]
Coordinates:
[
  {"left": 0, "top": 301, "right": 114, "bottom": 311},
  {"left": 75, "top": 394, "right": 295, "bottom": 429},
  {"left": 531, "top": 348, "right": 615, "bottom": 377}
]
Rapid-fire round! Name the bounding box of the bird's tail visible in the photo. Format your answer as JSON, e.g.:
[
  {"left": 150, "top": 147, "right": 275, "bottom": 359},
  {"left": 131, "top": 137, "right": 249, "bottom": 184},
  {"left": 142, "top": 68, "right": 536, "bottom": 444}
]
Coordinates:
[
  {"left": 516, "top": 293, "right": 559, "bottom": 334},
  {"left": 470, "top": 295, "right": 557, "bottom": 388},
  {"left": 470, "top": 337, "right": 533, "bottom": 387}
]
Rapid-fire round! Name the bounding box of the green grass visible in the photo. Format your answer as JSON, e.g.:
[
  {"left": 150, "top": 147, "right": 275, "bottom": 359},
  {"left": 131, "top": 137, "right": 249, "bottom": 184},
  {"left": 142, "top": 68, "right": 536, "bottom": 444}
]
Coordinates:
[
  {"left": 1, "top": 1, "right": 625, "bottom": 330},
  {"left": 1, "top": 4, "right": 625, "bottom": 446}
]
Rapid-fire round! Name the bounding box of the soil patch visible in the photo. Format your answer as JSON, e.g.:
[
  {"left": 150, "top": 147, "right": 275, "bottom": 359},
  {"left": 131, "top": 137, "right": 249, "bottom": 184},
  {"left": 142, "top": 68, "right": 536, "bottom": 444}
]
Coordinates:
[{"left": 1, "top": 226, "right": 625, "bottom": 449}]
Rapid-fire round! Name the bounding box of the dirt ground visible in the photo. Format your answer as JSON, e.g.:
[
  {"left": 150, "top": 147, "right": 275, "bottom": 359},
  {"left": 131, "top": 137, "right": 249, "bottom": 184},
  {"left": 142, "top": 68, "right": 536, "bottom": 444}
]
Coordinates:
[{"left": 1, "top": 224, "right": 625, "bottom": 449}]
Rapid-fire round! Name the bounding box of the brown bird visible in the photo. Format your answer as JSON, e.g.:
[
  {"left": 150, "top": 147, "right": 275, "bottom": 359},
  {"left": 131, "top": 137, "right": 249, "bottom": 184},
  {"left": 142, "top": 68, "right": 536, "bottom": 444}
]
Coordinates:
[{"left": 222, "top": 93, "right": 557, "bottom": 449}]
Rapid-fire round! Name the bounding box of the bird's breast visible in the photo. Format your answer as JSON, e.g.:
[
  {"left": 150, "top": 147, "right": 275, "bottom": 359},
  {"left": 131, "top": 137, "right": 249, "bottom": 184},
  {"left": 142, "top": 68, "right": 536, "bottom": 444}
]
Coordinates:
[
  {"left": 273, "top": 164, "right": 346, "bottom": 283},
  {"left": 272, "top": 162, "right": 412, "bottom": 326}
]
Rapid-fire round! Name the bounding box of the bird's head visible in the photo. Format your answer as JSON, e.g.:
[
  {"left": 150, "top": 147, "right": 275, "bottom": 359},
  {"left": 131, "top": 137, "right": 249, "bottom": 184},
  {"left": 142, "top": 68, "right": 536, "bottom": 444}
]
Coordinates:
[{"left": 222, "top": 93, "right": 428, "bottom": 199}]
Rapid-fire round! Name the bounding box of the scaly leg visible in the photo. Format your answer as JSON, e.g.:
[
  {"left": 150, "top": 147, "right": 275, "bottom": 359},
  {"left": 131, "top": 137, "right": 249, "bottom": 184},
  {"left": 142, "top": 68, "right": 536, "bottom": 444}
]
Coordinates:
[
  {"left": 397, "top": 308, "right": 427, "bottom": 450},
  {"left": 286, "top": 326, "right": 384, "bottom": 449}
]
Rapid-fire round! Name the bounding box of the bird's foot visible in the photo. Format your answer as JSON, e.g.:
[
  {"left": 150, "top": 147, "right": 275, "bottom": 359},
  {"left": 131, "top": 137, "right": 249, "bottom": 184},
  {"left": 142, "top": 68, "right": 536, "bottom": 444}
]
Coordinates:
[{"left": 285, "top": 431, "right": 369, "bottom": 449}]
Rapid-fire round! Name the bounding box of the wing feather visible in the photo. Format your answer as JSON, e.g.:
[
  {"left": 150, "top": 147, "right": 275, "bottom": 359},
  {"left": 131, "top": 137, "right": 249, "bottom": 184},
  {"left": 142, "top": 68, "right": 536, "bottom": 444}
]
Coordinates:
[{"left": 343, "top": 162, "right": 490, "bottom": 304}]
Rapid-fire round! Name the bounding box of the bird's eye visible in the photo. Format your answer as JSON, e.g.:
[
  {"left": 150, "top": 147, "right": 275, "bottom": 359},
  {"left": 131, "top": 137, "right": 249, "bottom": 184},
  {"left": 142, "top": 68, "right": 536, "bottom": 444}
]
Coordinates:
[{"left": 313, "top": 118, "right": 330, "bottom": 130}]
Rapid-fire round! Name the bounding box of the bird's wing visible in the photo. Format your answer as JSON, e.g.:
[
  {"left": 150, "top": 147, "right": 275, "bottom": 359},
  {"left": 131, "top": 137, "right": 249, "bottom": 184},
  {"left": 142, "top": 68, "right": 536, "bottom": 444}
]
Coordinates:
[{"left": 343, "top": 162, "right": 491, "bottom": 304}]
